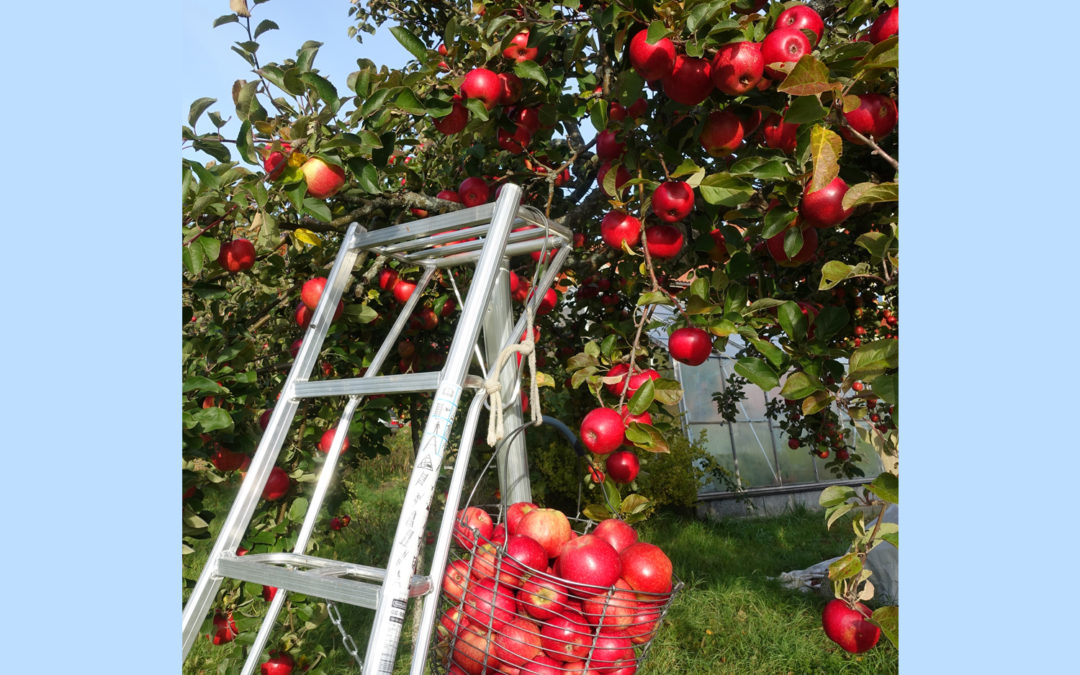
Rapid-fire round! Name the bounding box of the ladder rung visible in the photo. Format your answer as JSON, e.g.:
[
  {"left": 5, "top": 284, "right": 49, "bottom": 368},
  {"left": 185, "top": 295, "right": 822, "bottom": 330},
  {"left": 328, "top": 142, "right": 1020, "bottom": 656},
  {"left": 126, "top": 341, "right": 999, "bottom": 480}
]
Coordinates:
[
  {"left": 217, "top": 553, "right": 432, "bottom": 609},
  {"left": 290, "top": 373, "right": 484, "bottom": 399}
]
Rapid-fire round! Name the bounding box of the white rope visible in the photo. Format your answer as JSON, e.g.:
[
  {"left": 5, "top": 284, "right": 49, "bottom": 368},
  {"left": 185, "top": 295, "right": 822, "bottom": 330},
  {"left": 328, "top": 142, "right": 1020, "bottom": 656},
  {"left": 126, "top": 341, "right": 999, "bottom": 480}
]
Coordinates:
[{"left": 484, "top": 310, "right": 542, "bottom": 445}]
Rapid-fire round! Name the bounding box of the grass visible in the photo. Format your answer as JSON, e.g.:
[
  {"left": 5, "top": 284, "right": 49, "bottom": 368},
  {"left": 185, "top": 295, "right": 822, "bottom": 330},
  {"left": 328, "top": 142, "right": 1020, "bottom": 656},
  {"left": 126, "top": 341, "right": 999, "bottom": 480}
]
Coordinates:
[{"left": 184, "top": 432, "right": 897, "bottom": 674}]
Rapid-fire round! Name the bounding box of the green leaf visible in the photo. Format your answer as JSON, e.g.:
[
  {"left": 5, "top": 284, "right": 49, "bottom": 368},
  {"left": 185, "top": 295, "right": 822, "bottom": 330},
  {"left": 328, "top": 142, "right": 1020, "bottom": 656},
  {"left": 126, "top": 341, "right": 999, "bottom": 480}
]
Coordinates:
[
  {"left": 842, "top": 182, "right": 898, "bottom": 210},
  {"left": 855, "top": 231, "right": 896, "bottom": 260},
  {"left": 345, "top": 158, "right": 381, "bottom": 194},
  {"left": 464, "top": 97, "right": 490, "bottom": 122},
  {"left": 813, "top": 305, "right": 848, "bottom": 343},
  {"left": 868, "top": 372, "right": 898, "bottom": 405},
  {"left": 194, "top": 407, "right": 234, "bottom": 433},
  {"left": 866, "top": 471, "right": 898, "bottom": 504},
  {"left": 728, "top": 156, "right": 790, "bottom": 180},
  {"left": 650, "top": 379, "right": 683, "bottom": 406},
  {"left": 288, "top": 497, "right": 310, "bottom": 522},
  {"left": 236, "top": 120, "right": 258, "bottom": 164},
  {"left": 749, "top": 337, "right": 786, "bottom": 369},
  {"left": 698, "top": 173, "right": 755, "bottom": 207},
  {"left": 567, "top": 352, "right": 599, "bottom": 371},
  {"left": 300, "top": 72, "right": 339, "bottom": 107},
  {"left": 849, "top": 340, "right": 898, "bottom": 376},
  {"left": 619, "top": 494, "right": 653, "bottom": 516},
  {"left": 302, "top": 198, "right": 332, "bottom": 222},
  {"left": 394, "top": 88, "right": 427, "bottom": 115},
  {"left": 809, "top": 126, "right": 843, "bottom": 192},
  {"left": 514, "top": 60, "right": 548, "bottom": 86},
  {"left": 872, "top": 606, "right": 898, "bottom": 649},
  {"left": 627, "top": 378, "right": 655, "bottom": 415},
  {"left": 819, "top": 485, "right": 856, "bottom": 508},
  {"left": 818, "top": 260, "right": 869, "bottom": 291},
  {"left": 782, "top": 227, "right": 804, "bottom": 259},
  {"left": 826, "top": 503, "right": 854, "bottom": 530},
  {"left": 192, "top": 139, "right": 231, "bottom": 163},
  {"left": 188, "top": 98, "right": 217, "bottom": 127},
  {"left": 213, "top": 14, "right": 239, "bottom": 28},
  {"left": 778, "top": 301, "right": 808, "bottom": 342},
  {"left": 254, "top": 19, "right": 279, "bottom": 39},
  {"left": 636, "top": 291, "right": 673, "bottom": 306},
  {"left": 360, "top": 87, "right": 394, "bottom": 118},
  {"left": 389, "top": 25, "right": 428, "bottom": 62},
  {"left": 780, "top": 372, "right": 822, "bottom": 399},
  {"left": 777, "top": 55, "right": 840, "bottom": 96},
  {"left": 734, "top": 357, "right": 779, "bottom": 391},
  {"left": 296, "top": 41, "right": 322, "bottom": 73},
  {"left": 345, "top": 303, "right": 379, "bottom": 324},
  {"left": 828, "top": 552, "right": 863, "bottom": 581},
  {"left": 625, "top": 422, "right": 669, "bottom": 453},
  {"left": 583, "top": 503, "right": 613, "bottom": 521},
  {"left": 686, "top": 1, "right": 723, "bottom": 33},
  {"left": 801, "top": 389, "right": 830, "bottom": 415},
  {"left": 645, "top": 20, "right": 671, "bottom": 44},
  {"left": 599, "top": 334, "right": 618, "bottom": 360},
  {"left": 783, "top": 95, "right": 828, "bottom": 124},
  {"left": 854, "top": 36, "right": 898, "bottom": 75},
  {"left": 183, "top": 377, "right": 227, "bottom": 394}
]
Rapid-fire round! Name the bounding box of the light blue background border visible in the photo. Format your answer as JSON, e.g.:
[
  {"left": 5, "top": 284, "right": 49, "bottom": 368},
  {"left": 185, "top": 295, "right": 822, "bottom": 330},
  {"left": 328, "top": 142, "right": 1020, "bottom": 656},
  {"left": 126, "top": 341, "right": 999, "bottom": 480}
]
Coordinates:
[{"left": 3, "top": 0, "right": 1076, "bottom": 671}]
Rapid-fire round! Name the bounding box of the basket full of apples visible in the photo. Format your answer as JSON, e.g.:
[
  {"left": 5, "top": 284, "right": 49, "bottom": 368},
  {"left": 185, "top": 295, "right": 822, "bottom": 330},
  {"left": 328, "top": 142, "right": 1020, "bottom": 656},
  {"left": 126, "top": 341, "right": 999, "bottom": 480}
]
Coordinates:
[{"left": 431, "top": 503, "right": 682, "bottom": 674}]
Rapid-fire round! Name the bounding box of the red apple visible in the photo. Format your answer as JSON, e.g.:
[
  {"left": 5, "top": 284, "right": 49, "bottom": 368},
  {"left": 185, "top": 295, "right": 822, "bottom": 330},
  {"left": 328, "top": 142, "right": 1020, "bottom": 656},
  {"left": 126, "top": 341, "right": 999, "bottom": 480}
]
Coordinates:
[
  {"left": 868, "top": 6, "right": 898, "bottom": 44},
  {"left": 556, "top": 534, "right": 622, "bottom": 594},
  {"left": 537, "top": 288, "right": 558, "bottom": 315},
  {"left": 210, "top": 446, "right": 246, "bottom": 472},
  {"left": 517, "top": 573, "right": 570, "bottom": 621},
  {"left": 259, "top": 409, "right": 272, "bottom": 430},
  {"left": 434, "top": 95, "right": 469, "bottom": 135},
  {"left": 516, "top": 508, "right": 573, "bottom": 558},
  {"left": 644, "top": 224, "right": 683, "bottom": 259},
  {"left": 596, "top": 130, "right": 625, "bottom": 160},
  {"left": 710, "top": 42, "right": 764, "bottom": 96},
  {"left": 217, "top": 239, "right": 256, "bottom": 273},
  {"left": 762, "top": 113, "right": 800, "bottom": 154},
  {"left": 539, "top": 610, "right": 592, "bottom": 662},
  {"left": 506, "top": 501, "right": 538, "bottom": 535},
  {"left": 498, "top": 125, "right": 533, "bottom": 154},
  {"left": 210, "top": 610, "right": 238, "bottom": 645},
  {"left": 498, "top": 72, "right": 524, "bottom": 105},
  {"left": 462, "top": 576, "right": 518, "bottom": 631},
  {"left": 761, "top": 27, "right": 812, "bottom": 80},
  {"left": 494, "top": 616, "right": 544, "bottom": 668},
  {"left": 453, "top": 624, "right": 498, "bottom": 675},
  {"left": 628, "top": 30, "right": 676, "bottom": 81},
  {"left": 260, "top": 651, "right": 294, "bottom": 675},
  {"left": 821, "top": 599, "right": 881, "bottom": 653},
  {"left": 437, "top": 606, "right": 470, "bottom": 644},
  {"left": 591, "top": 519, "right": 638, "bottom": 554},
  {"left": 596, "top": 162, "right": 630, "bottom": 197},
  {"left": 766, "top": 224, "right": 818, "bottom": 266},
  {"left": 510, "top": 106, "right": 542, "bottom": 134},
  {"left": 490, "top": 524, "right": 507, "bottom": 547},
  {"left": 842, "top": 93, "right": 898, "bottom": 142},
  {"left": 699, "top": 109, "right": 745, "bottom": 157},
  {"left": 776, "top": 5, "right": 825, "bottom": 46},
  {"left": 504, "top": 534, "right": 549, "bottom": 581},
  {"left": 393, "top": 280, "right": 417, "bottom": 304},
  {"left": 707, "top": 227, "right": 728, "bottom": 263},
  {"left": 799, "top": 177, "right": 853, "bottom": 227},
  {"left": 442, "top": 559, "right": 473, "bottom": 604},
  {"left": 262, "top": 466, "right": 291, "bottom": 501},
  {"left": 454, "top": 506, "right": 495, "bottom": 550},
  {"left": 262, "top": 141, "right": 291, "bottom": 180},
  {"left": 519, "top": 654, "right": 566, "bottom": 675},
  {"left": 651, "top": 181, "right": 694, "bottom": 222},
  {"left": 605, "top": 450, "right": 640, "bottom": 485},
  {"left": 437, "top": 189, "right": 464, "bottom": 205},
  {"left": 661, "top": 54, "right": 713, "bottom": 106},
  {"left": 458, "top": 177, "right": 490, "bottom": 207},
  {"left": 600, "top": 211, "right": 642, "bottom": 250},
  {"left": 378, "top": 268, "right": 400, "bottom": 292},
  {"left": 301, "top": 277, "right": 328, "bottom": 311},
  {"left": 461, "top": 68, "right": 502, "bottom": 110},
  {"left": 262, "top": 585, "right": 277, "bottom": 602},
  {"left": 317, "top": 427, "right": 349, "bottom": 454},
  {"left": 580, "top": 408, "right": 626, "bottom": 455},
  {"left": 619, "top": 542, "right": 672, "bottom": 596},
  {"left": 580, "top": 630, "right": 635, "bottom": 672},
  {"left": 503, "top": 30, "right": 538, "bottom": 62},
  {"left": 301, "top": 157, "right": 346, "bottom": 199},
  {"left": 668, "top": 326, "right": 712, "bottom": 366}
]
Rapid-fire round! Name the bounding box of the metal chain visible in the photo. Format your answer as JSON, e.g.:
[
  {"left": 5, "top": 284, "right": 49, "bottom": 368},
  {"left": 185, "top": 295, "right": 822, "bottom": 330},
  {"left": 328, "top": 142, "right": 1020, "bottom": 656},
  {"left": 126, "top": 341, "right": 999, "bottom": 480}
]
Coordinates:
[{"left": 327, "top": 599, "right": 364, "bottom": 670}]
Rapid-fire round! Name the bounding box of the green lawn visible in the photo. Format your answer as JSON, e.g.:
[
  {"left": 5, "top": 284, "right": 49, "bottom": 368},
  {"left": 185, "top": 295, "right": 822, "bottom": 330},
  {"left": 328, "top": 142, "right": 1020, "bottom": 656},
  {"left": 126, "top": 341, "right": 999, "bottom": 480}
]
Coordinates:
[{"left": 184, "top": 447, "right": 897, "bottom": 674}]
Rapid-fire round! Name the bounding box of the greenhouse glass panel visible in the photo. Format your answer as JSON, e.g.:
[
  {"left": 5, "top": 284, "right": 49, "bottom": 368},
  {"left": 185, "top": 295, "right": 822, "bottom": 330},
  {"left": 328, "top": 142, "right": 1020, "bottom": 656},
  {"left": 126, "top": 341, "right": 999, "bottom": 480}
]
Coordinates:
[
  {"left": 775, "top": 430, "right": 819, "bottom": 484},
  {"left": 679, "top": 359, "right": 725, "bottom": 423},
  {"left": 731, "top": 421, "right": 780, "bottom": 488},
  {"left": 692, "top": 424, "right": 735, "bottom": 492}
]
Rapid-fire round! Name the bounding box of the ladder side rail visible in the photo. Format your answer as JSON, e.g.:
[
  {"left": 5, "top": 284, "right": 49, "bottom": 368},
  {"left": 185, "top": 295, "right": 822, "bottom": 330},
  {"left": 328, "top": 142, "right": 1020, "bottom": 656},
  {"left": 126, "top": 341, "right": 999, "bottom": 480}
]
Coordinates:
[
  {"left": 407, "top": 390, "right": 490, "bottom": 675},
  {"left": 351, "top": 204, "right": 496, "bottom": 249},
  {"left": 182, "top": 224, "right": 366, "bottom": 658},
  {"left": 386, "top": 220, "right": 566, "bottom": 260},
  {"left": 360, "top": 184, "right": 525, "bottom": 675},
  {"left": 239, "top": 395, "right": 362, "bottom": 675}
]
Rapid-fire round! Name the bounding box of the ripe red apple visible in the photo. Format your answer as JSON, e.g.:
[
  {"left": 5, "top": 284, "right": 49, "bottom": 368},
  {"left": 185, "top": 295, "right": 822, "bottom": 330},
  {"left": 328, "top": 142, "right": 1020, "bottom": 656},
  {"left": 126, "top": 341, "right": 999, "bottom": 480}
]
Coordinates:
[
  {"left": 710, "top": 41, "right": 764, "bottom": 95},
  {"left": 517, "top": 573, "right": 570, "bottom": 621},
  {"left": 619, "top": 542, "right": 672, "bottom": 595},
  {"left": 378, "top": 268, "right": 400, "bottom": 292},
  {"left": 259, "top": 409, "right": 272, "bottom": 430},
  {"left": 503, "top": 30, "right": 538, "bottom": 62},
  {"left": 799, "top": 177, "right": 853, "bottom": 227},
  {"left": 596, "top": 130, "right": 625, "bottom": 161},
  {"left": 393, "top": 280, "right": 417, "bottom": 304},
  {"left": 510, "top": 106, "right": 542, "bottom": 134},
  {"left": 301, "top": 157, "right": 346, "bottom": 199},
  {"left": 842, "top": 93, "right": 898, "bottom": 142},
  {"left": 461, "top": 68, "right": 502, "bottom": 110},
  {"left": 605, "top": 366, "right": 660, "bottom": 398},
  {"left": 437, "top": 189, "right": 463, "bottom": 206},
  {"left": 761, "top": 27, "right": 812, "bottom": 80},
  {"left": 628, "top": 30, "right": 676, "bottom": 81},
  {"left": 592, "top": 519, "right": 638, "bottom": 554},
  {"left": 454, "top": 506, "right": 495, "bottom": 550},
  {"left": 317, "top": 427, "right": 349, "bottom": 454},
  {"left": 503, "top": 534, "right": 549, "bottom": 581},
  {"left": 600, "top": 211, "right": 642, "bottom": 250},
  {"left": 458, "top": 177, "right": 490, "bottom": 207},
  {"left": 539, "top": 610, "right": 592, "bottom": 662},
  {"left": 605, "top": 450, "right": 640, "bottom": 485},
  {"left": 668, "top": 326, "right": 712, "bottom": 366},
  {"left": 644, "top": 224, "right": 684, "bottom": 259},
  {"left": 536, "top": 288, "right": 558, "bottom": 315},
  {"left": 580, "top": 630, "right": 635, "bottom": 671},
  {"left": 506, "top": 501, "right": 539, "bottom": 535},
  {"left": 766, "top": 224, "right": 818, "bottom": 266},
  {"left": 821, "top": 599, "right": 881, "bottom": 653},
  {"left": 498, "top": 125, "right": 533, "bottom": 154},
  {"left": 210, "top": 610, "right": 238, "bottom": 645},
  {"left": 776, "top": 5, "right": 825, "bottom": 46},
  {"left": 262, "top": 585, "right": 277, "bottom": 602},
  {"left": 580, "top": 408, "right": 626, "bottom": 455},
  {"left": 495, "top": 616, "right": 544, "bottom": 668},
  {"left": 210, "top": 446, "right": 246, "bottom": 472},
  {"left": 520, "top": 654, "right": 566, "bottom": 675},
  {"left": 301, "top": 277, "right": 328, "bottom": 311},
  {"left": 699, "top": 109, "right": 745, "bottom": 157},
  {"left": 442, "top": 559, "right": 473, "bottom": 604},
  {"left": 516, "top": 508, "right": 573, "bottom": 558},
  {"left": 596, "top": 162, "right": 630, "bottom": 197},
  {"left": 651, "top": 181, "right": 694, "bottom": 222},
  {"left": 434, "top": 95, "right": 469, "bottom": 135},
  {"left": 453, "top": 624, "right": 498, "bottom": 675},
  {"left": 262, "top": 466, "right": 291, "bottom": 501},
  {"left": 217, "top": 239, "right": 256, "bottom": 273},
  {"left": 262, "top": 142, "right": 291, "bottom": 180},
  {"left": 661, "top": 54, "right": 713, "bottom": 106},
  {"left": 762, "top": 113, "right": 800, "bottom": 154},
  {"left": 260, "top": 651, "right": 295, "bottom": 675},
  {"left": 556, "top": 534, "right": 622, "bottom": 596},
  {"left": 498, "top": 72, "right": 524, "bottom": 105},
  {"left": 868, "top": 6, "right": 898, "bottom": 44},
  {"left": 462, "top": 576, "right": 518, "bottom": 630}
]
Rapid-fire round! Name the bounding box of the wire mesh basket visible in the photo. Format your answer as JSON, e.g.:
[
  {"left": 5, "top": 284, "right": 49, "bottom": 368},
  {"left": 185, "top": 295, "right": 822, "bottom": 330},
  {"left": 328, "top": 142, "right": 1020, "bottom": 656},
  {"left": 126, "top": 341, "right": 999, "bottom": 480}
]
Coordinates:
[{"left": 427, "top": 506, "right": 682, "bottom": 675}]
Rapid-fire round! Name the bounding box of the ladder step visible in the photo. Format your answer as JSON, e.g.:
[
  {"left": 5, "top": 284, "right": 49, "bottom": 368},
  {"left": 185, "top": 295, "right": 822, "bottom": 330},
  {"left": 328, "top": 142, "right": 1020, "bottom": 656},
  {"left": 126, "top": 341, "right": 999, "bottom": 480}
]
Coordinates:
[
  {"left": 290, "top": 373, "right": 484, "bottom": 399},
  {"left": 217, "top": 553, "right": 432, "bottom": 609}
]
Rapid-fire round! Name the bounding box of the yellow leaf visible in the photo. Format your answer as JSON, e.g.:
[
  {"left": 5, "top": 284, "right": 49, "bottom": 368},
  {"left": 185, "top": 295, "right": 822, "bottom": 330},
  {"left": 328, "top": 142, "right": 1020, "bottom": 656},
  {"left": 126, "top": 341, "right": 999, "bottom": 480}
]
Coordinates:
[
  {"left": 293, "top": 228, "right": 322, "bottom": 247},
  {"left": 809, "top": 126, "right": 843, "bottom": 193},
  {"left": 534, "top": 371, "right": 555, "bottom": 388},
  {"left": 229, "top": 0, "right": 250, "bottom": 18}
]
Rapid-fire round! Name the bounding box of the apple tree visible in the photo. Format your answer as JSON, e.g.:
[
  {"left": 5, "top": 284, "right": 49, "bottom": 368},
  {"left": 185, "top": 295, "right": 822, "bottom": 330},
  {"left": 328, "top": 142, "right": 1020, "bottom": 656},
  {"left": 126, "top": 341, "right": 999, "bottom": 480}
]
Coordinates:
[{"left": 183, "top": 0, "right": 899, "bottom": 667}]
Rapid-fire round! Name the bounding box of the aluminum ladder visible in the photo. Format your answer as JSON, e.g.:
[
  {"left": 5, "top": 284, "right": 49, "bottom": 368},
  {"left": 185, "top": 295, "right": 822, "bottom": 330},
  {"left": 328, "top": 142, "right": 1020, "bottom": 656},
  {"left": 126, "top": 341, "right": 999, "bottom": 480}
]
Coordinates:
[{"left": 181, "top": 184, "right": 573, "bottom": 674}]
